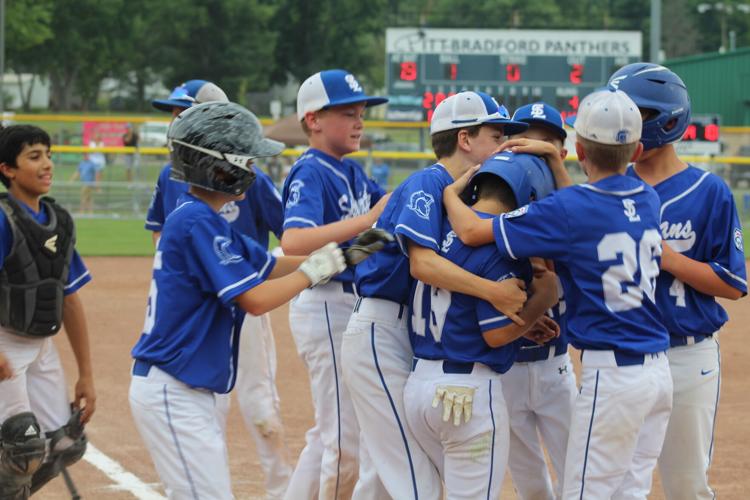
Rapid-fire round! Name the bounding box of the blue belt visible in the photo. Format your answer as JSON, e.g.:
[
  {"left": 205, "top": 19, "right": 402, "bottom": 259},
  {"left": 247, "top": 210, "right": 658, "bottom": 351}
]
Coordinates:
[
  {"left": 411, "top": 358, "right": 474, "bottom": 374},
  {"left": 669, "top": 333, "right": 712, "bottom": 348},
  {"left": 341, "top": 281, "right": 355, "bottom": 294},
  {"left": 132, "top": 359, "right": 153, "bottom": 376},
  {"left": 581, "top": 350, "right": 666, "bottom": 367},
  {"left": 515, "top": 343, "right": 567, "bottom": 363}
]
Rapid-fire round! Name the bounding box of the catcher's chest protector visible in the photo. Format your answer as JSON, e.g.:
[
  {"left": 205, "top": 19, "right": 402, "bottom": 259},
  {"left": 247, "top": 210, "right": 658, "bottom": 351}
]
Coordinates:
[{"left": 0, "top": 194, "right": 75, "bottom": 337}]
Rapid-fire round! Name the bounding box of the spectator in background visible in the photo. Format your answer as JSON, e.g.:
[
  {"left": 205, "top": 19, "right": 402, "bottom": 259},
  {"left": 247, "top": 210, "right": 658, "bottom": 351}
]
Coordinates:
[
  {"left": 71, "top": 154, "right": 103, "bottom": 214},
  {"left": 371, "top": 159, "right": 390, "bottom": 189},
  {"left": 122, "top": 124, "right": 139, "bottom": 182},
  {"left": 88, "top": 133, "right": 106, "bottom": 173}
]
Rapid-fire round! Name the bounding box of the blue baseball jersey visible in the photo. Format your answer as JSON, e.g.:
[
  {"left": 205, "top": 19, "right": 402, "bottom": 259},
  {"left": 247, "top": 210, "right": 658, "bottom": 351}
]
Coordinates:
[
  {"left": 0, "top": 198, "right": 90, "bottom": 295},
  {"left": 410, "top": 212, "right": 528, "bottom": 373},
  {"left": 627, "top": 165, "right": 747, "bottom": 337},
  {"left": 145, "top": 163, "right": 283, "bottom": 249},
  {"left": 281, "top": 148, "right": 385, "bottom": 283},
  {"left": 355, "top": 163, "right": 453, "bottom": 304},
  {"left": 493, "top": 174, "right": 669, "bottom": 354},
  {"left": 131, "top": 193, "right": 276, "bottom": 393}
]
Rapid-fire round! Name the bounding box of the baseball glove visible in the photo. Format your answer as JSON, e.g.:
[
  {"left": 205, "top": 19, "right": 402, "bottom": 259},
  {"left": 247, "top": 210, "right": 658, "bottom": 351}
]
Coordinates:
[{"left": 344, "top": 228, "right": 395, "bottom": 266}]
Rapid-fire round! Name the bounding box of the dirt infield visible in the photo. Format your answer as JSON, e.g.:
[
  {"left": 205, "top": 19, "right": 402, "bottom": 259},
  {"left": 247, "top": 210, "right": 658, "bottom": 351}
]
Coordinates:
[{"left": 36, "top": 256, "right": 749, "bottom": 499}]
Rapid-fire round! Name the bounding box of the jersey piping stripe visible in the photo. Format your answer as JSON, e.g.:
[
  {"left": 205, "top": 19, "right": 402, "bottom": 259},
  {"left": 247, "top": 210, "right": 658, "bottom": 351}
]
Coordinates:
[
  {"left": 162, "top": 385, "right": 199, "bottom": 499},
  {"left": 316, "top": 156, "right": 356, "bottom": 206},
  {"left": 64, "top": 270, "right": 91, "bottom": 290},
  {"left": 580, "top": 369, "right": 600, "bottom": 499},
  {"left": 659, "top": 171, "right": 711, "bottom": 218},
  {"left": 579, "top": 184, "right": 645, "bottom": 197},
  {"left": 715, "top": 264, "right": 747, "bottom": 287},
  {"left": 486, "top": 379, "right": 496, "bottom": 500},
  {"left": 284, "top": 216, "right": 319, "bottom": 228},
  {"left": 498, "top": 217, "right": 517, "bottom": 260},
  {"left": 145, "top": 220, "right": 163, "bottom": 229},
  {"left": 217, "top": 271, "right": 259, "bottom": 299},
  {"left": 324, "top": 302, "right": 343, "bottom": 498},
  {"left": 370, "top": 322, "right": 419, "bottom": 499},
  {"left": 395, "top": 224, "right": 439, "bottom": 248},
  {"left": 479, "top": 315, "right": 508, "bottom": 326},
  {"left": 257, "top": 253, "right": 273, "bottom": 280}
]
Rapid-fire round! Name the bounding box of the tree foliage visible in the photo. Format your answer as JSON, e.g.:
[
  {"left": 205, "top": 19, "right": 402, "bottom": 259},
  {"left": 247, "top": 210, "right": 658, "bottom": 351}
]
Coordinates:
[{"left": 3, "top": 0, "right": 746, "bottom": 110}]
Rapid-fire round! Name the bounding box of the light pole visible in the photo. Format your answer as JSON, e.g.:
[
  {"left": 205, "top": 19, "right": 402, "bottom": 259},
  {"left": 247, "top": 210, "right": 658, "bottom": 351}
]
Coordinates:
[{"left": 697, "top": 2, "right": 750, "bottom": 52}]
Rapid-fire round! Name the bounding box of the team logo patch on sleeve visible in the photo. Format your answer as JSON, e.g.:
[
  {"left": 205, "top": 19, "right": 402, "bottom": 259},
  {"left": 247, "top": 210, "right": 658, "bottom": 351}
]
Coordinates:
[
  {"left": 504, "top": 205, "right": 529, "bottom": 219},
  {"left": 213, "top": 236, "right": 243, "bottom": 265},
  {"left": 734, "top": 227, "right": 744, "bottom": 251},
  {"left": 219, "top": 201, "right": 240, "bottom": 223},
  {"left": 286, "top": 180, "right": 304, "bottom": 208},
  {"left": 407, "top": 190, "right": 435, "bottom": 219}
]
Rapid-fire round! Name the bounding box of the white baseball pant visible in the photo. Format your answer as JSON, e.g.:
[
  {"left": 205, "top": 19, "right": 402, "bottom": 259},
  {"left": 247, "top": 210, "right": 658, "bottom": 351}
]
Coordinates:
[
  {"left": 658, "top": 335, "right": 721, "bottom": 500},
  {"left": 404, "top": 358, "right": 509, "bottom": 500},
  {"left": 213, "top": 313, "right": 292, "bottom": 499},
  {"left": 129, "top": 364, "right": 233, "bottom": 499},
  {"left": 501, "top": 351, "right": 576, "bottom": 500},
  {"left": 341, "top": 297, "right": 441, "bottom": 500},
  {"left": 0, "top": 327, "right": 71, "bottom": 430},
  {"left": 562, "top": 350, "right": 673, "bottom": 500},
  {"left": 284, "top": 282, "right": 359, "bottom": 500}
]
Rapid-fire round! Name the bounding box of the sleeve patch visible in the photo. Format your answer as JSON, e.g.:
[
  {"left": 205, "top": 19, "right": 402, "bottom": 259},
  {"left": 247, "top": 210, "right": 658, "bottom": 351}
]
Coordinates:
[
  {"left": 407, "top": 190, "right": 435, "bottom": 220},
  {"left": 286, "top": 179, "right": 304, "bottom": 208},
  {"left": 734, "top": 227, "right": 744, "bottom": 252},
  {"left": 213, "top": 236, "right": 243, "bottom": 265},
  {"left": 504, "top": 204, "right": 529, "bottom": 219}
]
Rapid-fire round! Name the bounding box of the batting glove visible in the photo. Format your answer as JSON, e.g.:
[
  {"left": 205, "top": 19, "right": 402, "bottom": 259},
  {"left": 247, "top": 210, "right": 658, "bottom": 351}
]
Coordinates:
[
  {"left": 432, "top": 385, "right": 476, "bottom": 426},
  {"left": 344, "top": 228, "right": 395, "bottom": 266},
  {"left": 299, "top": 242, "right": 346, "bottom": 287}
]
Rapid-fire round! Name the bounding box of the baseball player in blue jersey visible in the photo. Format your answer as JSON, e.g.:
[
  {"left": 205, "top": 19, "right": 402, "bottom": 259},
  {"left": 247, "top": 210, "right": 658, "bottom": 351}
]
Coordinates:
[
  {"left": 612, "top": 63, "right": 747, "bottom": 500},
  {"left": 343, "top": 91, "right": 531, "bottom": 500},
  {"left": 0, "top": 125, "right": 94, "bottom": 497},
  {"left": 497, "top": 103, "right": 578, "bottom": 500},
  {"left": 280, "top": 69, "right": 391, "bottom": 500},
  {"left": 404, "top": 152, "right": 560, "bottom": 500},
  {"left": 444, "top": 89, "right": 674, "bottom": 498},
  {"left": 129, "top": 102, "right": 348, "bottom": 499},
  {"left": 146, "top": 81, "right": 293, "bottom": 498}
]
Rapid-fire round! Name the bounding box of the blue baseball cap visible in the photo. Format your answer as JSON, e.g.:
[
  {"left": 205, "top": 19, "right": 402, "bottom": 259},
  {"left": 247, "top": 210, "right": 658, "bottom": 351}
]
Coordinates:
[
  {"left": 512, "top": 102, "right": 567, "bottom": 139},
  {"left": 152, "top": 80, "right": 228, "bottom": 112},
  {"left": 296, "top": 69, "right": 388, "bottom": 120},
  {"left": 430, "top": 91, "right": 528, "bottom": 136},
  {"left": 464, "top": 151, "right": 556, "bottom": 206}
]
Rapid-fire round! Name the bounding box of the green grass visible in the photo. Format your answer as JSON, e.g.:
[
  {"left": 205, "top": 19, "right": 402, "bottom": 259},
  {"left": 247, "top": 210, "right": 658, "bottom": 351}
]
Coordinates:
[{"left": 74, "top": 218, "right": 153, "bottom": 256}]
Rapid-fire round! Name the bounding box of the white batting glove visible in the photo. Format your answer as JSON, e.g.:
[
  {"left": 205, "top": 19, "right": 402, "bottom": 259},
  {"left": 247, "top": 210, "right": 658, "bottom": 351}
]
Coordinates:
[
  {"left": 432, "top": 385, "right": 476, "bottom": 426},
  {"left": 299, "top": 242, "right": 347, "bottom": 287}
]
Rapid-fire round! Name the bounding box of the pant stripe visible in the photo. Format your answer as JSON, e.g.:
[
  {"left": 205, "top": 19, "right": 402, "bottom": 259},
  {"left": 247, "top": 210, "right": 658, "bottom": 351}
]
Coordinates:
[
  {"left": 580, "top": 369, "right": 600, "bottom": 500},
  {"left": 370, "top": 322, "right": 418, "bottom": 500},
  {"left": 324, "top": 301, "right": 342, "bottom": 499},
  {"left": 162, "top": 385, "right": 199, "bottom": 500},
  {"left": 487, "top": 379, "right": 496, "bottom": 500},
  {"left": 708, "top": 337, "right": 721, "bottom": 465}
]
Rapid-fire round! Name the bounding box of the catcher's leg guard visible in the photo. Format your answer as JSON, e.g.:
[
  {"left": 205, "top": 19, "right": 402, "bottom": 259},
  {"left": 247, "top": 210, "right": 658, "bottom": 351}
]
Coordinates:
[
  {"left": 30, "top": 407, "right": 87, "bottom": 494},
  {"left": 0, "top": 412, "right": 47, "bottom": 500}
]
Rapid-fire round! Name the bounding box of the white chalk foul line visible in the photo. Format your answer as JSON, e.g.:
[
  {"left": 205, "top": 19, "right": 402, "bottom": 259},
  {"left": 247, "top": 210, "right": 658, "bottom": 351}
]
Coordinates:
[{"left": 83, "top": 443, "right": 166, "bottom": 499}]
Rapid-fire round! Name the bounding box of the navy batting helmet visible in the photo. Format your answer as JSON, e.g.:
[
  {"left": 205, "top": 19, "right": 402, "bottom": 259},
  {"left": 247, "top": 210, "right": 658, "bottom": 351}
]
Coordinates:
[
  {"left": 168, "top": 102, "right": 285, "bottom": 195},
  {"left": 607, "top": 63, "right": 691, "bottom": 151},
  {"left": 463, "top": 152, "right": 556, "bottom": 207}
]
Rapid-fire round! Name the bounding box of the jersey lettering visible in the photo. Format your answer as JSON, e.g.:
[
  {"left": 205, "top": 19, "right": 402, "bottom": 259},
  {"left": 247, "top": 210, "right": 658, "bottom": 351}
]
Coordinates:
[
  {"left": 661, "top": 219, "right": 696, "bottom": 253},
  {"left": 411, "top": 280, "right": 451, "bottom": 343},
  {"left": 669, "top": 277, "right": 687, "bottom": 307},
  {"left": 622, "top": 199, "right": 641, "bottom": 222},
  {"left": 143, "top": 251, "right": 162, "bottom": 335},
  {"left": 597, "top": 229, "right": 661, "bottom": 312}
]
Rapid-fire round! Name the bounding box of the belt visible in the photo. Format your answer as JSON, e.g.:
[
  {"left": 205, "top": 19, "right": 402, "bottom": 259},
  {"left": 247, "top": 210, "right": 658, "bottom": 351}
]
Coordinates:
[
  {"left": 580, "top": 349, "right": 667, "bottom": 367},
  {"left": 341, "top": 281, "right": 355, "bottom": 294},
  {"left": 353, "top": 296, "right": 406, "bottom": 319},
  {"left": 515, "top": 343, "right": 567, "bottom": 363},
  {"left": 669, "top": 333, "right": 712, "bottom": 348},
  {"left": 411, "top": 357, "right": 474, "bottom": 374},
  {"left": 132, "top": 359, "right": 153, "bottom": 376}
]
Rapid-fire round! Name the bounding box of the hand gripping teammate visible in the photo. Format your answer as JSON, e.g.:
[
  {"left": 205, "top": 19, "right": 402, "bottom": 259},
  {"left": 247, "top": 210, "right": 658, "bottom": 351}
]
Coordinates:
[
  {"left": 497, "top": 103, "right": 578, "bottom": 500},
  {"left": 343, "top": 91, "right": 529, "bottom": 500},
  {"left": 0, "top": 125, "right": 94, "bottom": 498},
  {"left": 147, "top": 79, "right": 293, "bottom": 498},
  {"left": 129, "top": 102, "right": 347, "bottom": 499},
  {"left": 280, "top": 69, "right": 391, "bottom": 500},
  {"left": 612, "top": 63, "right": 747, "bottom": 500},
  {"left": 444, "top": 89, "right": 674, "bottom": 498},
  {"left": 404, "top": 152, "right": 560, "bottom": 499}
]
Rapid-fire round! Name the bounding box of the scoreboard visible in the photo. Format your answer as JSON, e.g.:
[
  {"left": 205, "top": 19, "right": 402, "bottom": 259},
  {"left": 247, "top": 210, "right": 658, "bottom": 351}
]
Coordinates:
[{"left": 385, "top": 28, "right": 642, "bottom": 122}]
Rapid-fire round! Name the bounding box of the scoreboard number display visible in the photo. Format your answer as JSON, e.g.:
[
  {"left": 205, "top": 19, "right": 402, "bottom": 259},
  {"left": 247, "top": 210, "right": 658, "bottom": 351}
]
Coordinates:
[{"left": 385, "top": 28, "right": 642, "bottom": 122}]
